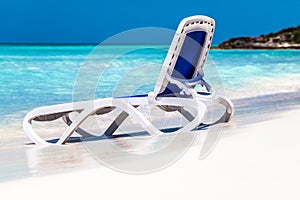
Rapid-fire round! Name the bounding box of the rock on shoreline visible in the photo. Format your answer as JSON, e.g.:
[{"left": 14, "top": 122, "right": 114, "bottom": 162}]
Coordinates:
[{"left": 216, "top": 25, "right": 300, "bottom": 49}]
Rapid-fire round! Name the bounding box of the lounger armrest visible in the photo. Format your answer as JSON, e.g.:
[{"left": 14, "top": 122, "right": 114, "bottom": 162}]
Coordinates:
[{"left": 170, "top": 74, "right": 211, "bottom": 92}]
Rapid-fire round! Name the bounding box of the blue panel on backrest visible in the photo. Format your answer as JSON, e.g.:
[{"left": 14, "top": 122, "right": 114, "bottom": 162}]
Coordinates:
[{"left": 159, "top": 31, "right": 207, "bottom": 96}]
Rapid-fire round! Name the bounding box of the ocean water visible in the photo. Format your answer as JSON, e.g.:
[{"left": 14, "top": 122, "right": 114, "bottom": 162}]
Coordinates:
[{"left": 0, "top": 45, "right": 300, "bottom": 129}]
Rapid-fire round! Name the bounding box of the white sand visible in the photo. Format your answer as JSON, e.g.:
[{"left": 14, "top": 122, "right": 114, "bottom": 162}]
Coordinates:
[{"left": 0, "top": 109, "right": 300, "bottom": 200}]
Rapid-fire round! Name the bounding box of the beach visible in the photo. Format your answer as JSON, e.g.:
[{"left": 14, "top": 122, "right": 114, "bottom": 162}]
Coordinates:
[
  {"left": 0, "top": 102, "right": 299, "bottom": 199},
  {"left": 0, "top": 45, "right": 300, "bottom": 199}
]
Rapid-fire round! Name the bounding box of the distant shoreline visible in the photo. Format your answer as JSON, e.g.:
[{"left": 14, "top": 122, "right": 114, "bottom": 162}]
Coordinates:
[
  {"left": 1, "top": 42, "right": 300, "bottom": 50},
  {"left": 216, "top": 25, "right": 300, "bottom": 49},
  {"left": 211, "top": 46, "right": 300, "bottom": 50},
  {"left": 212, "top": 45, "right": 300, "bottom": 50}
]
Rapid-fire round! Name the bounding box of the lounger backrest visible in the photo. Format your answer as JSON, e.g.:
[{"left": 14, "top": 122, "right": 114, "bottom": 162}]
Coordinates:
[{"left": 154, "top": 15, "right": 215, "bottom": 96}]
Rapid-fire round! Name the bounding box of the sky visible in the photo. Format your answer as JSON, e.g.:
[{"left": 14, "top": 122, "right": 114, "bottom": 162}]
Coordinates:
[{"left": 0, "top": 0, "right": 299, "bottom": 44}]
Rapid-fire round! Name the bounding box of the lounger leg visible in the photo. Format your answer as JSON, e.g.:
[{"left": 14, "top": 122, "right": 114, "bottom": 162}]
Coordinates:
[
  {"left": 62, "top": 110, "right": 131, "bottom": 137},
  {"left": 195, "top": 95, "right": 234, "bottom": 126},
  {"left": 214, "top": 96, "right": 234, "bottom": 124},
  {"left": 177, "top": 108, "right": 208, "bottom": 130},
  {"left": 62, "top": 112, "right": 129, "bottom": 137},
  {"left": 103, "top": 111, "right": 129, "bottom": 136},
  {"left": 178, "top": 108, "right": 195, "bottom": 122},
  {"left": 178, "top": 95, "right": 234, "bottom": 128},
  {"left": 62, "top": 114, "right": 96, "bottom": 138},
  {"left": 103, "top": 105, "right": 140, "bottom": 136},
  {"left": 23, "top": 102, "right": 84, "bottom": 145}
]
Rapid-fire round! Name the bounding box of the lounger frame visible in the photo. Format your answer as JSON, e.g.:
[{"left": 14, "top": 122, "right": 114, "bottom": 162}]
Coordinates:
[{"left": 23, "top": 15, "right": 234, "bottom": 145}]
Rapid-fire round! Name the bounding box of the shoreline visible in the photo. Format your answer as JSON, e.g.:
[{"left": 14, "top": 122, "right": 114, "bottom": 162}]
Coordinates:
[
  {"left": 212, "top": 46, "right": 300, "bottom": 50},
  {"left": 0, "top": 90, "right": 299, "bottom": 181}
]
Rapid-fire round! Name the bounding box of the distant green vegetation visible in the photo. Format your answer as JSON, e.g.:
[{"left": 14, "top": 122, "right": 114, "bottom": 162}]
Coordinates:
[
  {"left": 266, "top": 26, "right": 300, "bottom": 44},
  {"left": 294, "top": 30, "right": 300, "bottom": 43},
  {"left": 218, "top": 25, "right": 300, "bottom": 49}
]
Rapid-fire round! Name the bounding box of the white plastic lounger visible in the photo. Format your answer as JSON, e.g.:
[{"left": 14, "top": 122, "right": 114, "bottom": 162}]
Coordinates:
[{"left": 23, "top": 15, "right": 234, "bottom": 145}]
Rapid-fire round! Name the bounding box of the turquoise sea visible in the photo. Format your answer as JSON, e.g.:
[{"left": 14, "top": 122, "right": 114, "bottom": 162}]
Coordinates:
[{"left": 0, "top": 45, "right": 300, "bottom": 131}]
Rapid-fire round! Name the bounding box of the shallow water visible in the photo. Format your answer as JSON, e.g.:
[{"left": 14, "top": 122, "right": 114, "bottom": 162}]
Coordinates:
[
  {"left": 0, "top": 45, "right": 300, "bottom": 133},
  {"left": 1, "top": 45, "right": 300, "bottom": 133}
]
